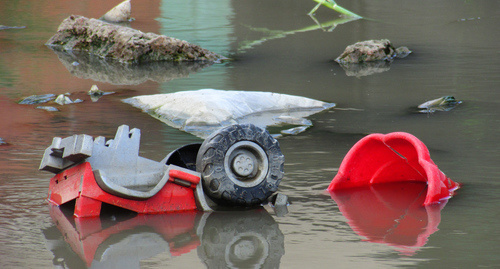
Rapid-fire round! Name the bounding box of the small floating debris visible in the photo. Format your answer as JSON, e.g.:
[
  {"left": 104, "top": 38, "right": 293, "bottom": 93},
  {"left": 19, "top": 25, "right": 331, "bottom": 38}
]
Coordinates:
[
  {"left": 395, "top": 46, "right": 412, "bottom": 59},
  {"left": 0, "top": 25, "right": 26, "bottom": 30},
  {"left": 0, "top": 137, "right": 8, "bottom": 146},
  {"left": 18, "top": 94, "right": 56, "bottom": 105},
  {"left": 280, "top": 126, "right": 310, "bottom": 136},
  {"left": 88, "top": 85, "right": 114, "bottom": 102},
  {"left": 417, "top": 96, "right": 462, "bottom": 113},
  {"left": 101, "top": 0, "right": 132, "bottom": 23},
  {"left": 55, "top": 94, "right": 83, "bottom": 105},
  {"left": 269, "top": 193, "right": 289, "bottom": 217},
  {"left": 458, "top": 17, "right": 480, "bottom": 22},
  {"left": 36, "top": 106, "right": 59, "bottom": 112}
]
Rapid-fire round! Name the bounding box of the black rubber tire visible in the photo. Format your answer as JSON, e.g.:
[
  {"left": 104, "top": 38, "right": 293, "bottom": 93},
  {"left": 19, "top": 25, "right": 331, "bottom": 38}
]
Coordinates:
[{"left": 196, "top": 124, "right": 284, "bottom": 206}]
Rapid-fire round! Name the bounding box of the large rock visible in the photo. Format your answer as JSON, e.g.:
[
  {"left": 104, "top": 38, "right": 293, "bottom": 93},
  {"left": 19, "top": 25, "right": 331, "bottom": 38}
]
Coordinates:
[
  {"left": 123, "top": 89, "right": 335, "bottom": 138},
  {"left": 46, "top": 15, "right": 226, "bottom": 63}
]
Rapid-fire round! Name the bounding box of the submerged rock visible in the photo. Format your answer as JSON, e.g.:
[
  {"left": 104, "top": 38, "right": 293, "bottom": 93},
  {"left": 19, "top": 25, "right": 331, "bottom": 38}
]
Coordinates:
[
  {"left": 46, "top": 15, "right": 226, "bottom": 63},
  {"left": 18, "top": 94, "right": 56, "bottom": 105},
  {"left": 36, "top": 106, "right": 59, "bottom": 112},
  {"left": 88, "top": 85, "right": 102, "bottom": 96},
  {"left": 417, "top": 96, "right": 462, "bottom": 113},
  {"left": 88, "top": 85, "right": 114, "bottom": 102},
  {"left": 101, "top": 0, "right": 131, "bottom": 23},
  {"left": 123, "top": 89, "right": 335, "bottom": 138},
  {"left": 335, "top": 39, "right": 411, "bottom": 64},
  {"left": 18, "top": 93, "right": 83, "bottom": 107}
]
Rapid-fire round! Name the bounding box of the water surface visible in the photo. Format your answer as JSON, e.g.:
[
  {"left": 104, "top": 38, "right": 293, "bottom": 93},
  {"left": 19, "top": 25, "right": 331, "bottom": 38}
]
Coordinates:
[{"left": 0, "top": 0, "right": 499, "bottom": 268}]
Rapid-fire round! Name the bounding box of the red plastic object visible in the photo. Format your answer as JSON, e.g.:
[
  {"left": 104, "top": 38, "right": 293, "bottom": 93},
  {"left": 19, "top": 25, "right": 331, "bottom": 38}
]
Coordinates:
[
  {"left": 328, "top": 132, "right": 460, "bottom": 205},
  {"left": 49, "top": 205, "right": 201, "bottom": 267},
  {"left": 47, "top": 162, "right": 199, "bottom": 217},
  {"left": 330, "top": 182, "right": 447, "bottom": 256}
]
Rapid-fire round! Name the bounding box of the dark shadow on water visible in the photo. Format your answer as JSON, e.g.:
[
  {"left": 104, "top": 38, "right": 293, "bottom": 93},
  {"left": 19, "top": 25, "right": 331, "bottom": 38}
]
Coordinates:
[
  {"left": 49, "top": 48, "right": 214, "bottom": 85},
  {"left": 43, "top": 205, "right": 284, "bottom": 268}
]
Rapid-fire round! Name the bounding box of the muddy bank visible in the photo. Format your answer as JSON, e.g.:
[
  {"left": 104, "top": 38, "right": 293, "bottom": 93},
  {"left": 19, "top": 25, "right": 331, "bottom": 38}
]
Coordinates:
[{"left": 46, "top": 15, "right": 226, "bottom": 63}]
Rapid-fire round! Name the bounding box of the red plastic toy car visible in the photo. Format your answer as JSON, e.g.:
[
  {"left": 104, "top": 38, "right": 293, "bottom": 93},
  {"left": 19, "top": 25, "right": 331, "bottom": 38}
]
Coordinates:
[{"left": 39, "top": 124, "right": 285, "bottom": 217}]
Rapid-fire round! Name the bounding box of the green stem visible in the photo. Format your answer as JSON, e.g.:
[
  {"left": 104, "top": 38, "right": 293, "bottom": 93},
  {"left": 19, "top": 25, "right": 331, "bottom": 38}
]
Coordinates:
[
  {"left": 310, "top": 0, "right": 362, "bottom": 18},
  {"left": 237, "top": 16, "right": 360, "bottom": 52}
]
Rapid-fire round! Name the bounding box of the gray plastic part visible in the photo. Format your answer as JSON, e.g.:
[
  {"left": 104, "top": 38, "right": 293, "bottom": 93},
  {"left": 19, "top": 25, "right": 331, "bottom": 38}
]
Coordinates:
[
  {"left": 39, "top": 134, "right": 94, "bottom": 173},
  {"left": 39, "top": 125, "right": 214, "bottom": 210},
  {"left": 195, "top": 183, "right": 215, "bottom": 211},
  {"left": 86, "top": 125, "right": 166, "bottom": 191},
  {"left": 94, "top": 164, "right": 201, "bottom": 200}
]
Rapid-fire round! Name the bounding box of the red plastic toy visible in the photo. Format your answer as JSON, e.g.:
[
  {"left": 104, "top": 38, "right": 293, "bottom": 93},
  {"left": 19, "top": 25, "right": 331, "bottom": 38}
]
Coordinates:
[
  {"left": 47, "top": 162, "right": 199, "bottom": 218},
  {"left": 328, "top": 132, "right": 460, "bottom": 205},
  {"left": 39, "top": 124, "right": 285, "bottom": 217}
]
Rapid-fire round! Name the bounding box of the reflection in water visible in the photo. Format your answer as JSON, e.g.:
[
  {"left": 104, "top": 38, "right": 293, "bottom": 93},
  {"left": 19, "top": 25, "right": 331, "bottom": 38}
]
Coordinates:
[
  {"left": 44, "top": 205, "right": 284, "bottom": 268},
  {"left": 329, "top": 182, "right": 447, "bottom": 256},
  {"left": 50, "top": 49, "right": 214, "bottom": 85},
  {"left": 158, "top": 0, "right": 234, "bottom": 55},
  {"left": 338, "top": 61, "right": 392, "bottom": 77},
  {"left": 156, "top": 0, "right": 234, "bottom": 92},
  {"left": 197, "top": 210, "right": 284, "bottom": 268}
]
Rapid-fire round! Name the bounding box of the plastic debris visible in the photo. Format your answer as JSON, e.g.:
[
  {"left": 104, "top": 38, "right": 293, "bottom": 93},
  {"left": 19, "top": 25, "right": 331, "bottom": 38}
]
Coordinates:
[
  {"left": 124, "top": 89, "right": 335, "bottom": 138},
  {"left": 39, "top": 124, "right": 285, "bottom": 217},
  {"left": 417, "top": 96, "right": 462, "bottom": 113},
  {"left": 39, "top": 125, "right": 202, "bottom": 217},
  {"left": 328, "top": 132, "right": 460, "bottom": 205}
]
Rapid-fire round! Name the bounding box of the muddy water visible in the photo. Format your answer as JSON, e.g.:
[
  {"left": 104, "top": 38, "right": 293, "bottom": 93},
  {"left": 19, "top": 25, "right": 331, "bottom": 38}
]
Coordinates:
[{"left": 1, "top": 0, "right": 499, "bottom": 268}]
